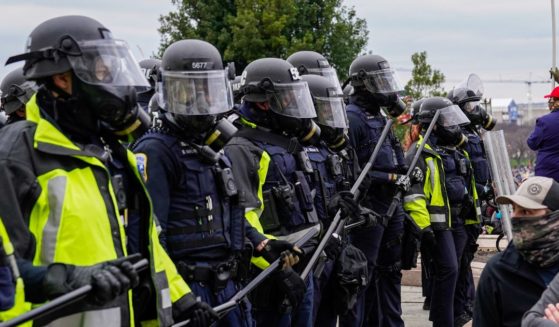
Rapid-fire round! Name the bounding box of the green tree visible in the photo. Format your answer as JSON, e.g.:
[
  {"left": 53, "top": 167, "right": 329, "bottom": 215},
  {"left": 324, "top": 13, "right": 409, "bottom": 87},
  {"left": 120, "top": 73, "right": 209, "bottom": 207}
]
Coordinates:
[
  {"left": 404, "top": 51, "right": 446, "bottom": 100},
  {"left": 158, "top": 0, "right": 368, "bottom": 77}
]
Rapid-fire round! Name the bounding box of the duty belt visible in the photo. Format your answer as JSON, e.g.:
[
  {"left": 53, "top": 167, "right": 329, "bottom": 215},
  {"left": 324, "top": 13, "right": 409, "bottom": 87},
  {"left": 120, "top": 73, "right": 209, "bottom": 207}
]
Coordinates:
[{"left": 176, "top": 258, "right": 239, "bottom": 291}]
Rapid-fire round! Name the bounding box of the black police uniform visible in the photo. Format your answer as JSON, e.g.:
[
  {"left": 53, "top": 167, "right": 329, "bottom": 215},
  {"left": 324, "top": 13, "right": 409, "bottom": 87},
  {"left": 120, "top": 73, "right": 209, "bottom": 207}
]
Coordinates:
[
  {"left": 225, "top": 103, "right": 318, "bottom": 327},
  {"left": 132, "top": 120, "right": 265, "bottom": 327},
  {"left": 340, "top": 95, "right": 406, "bottom": 327}
]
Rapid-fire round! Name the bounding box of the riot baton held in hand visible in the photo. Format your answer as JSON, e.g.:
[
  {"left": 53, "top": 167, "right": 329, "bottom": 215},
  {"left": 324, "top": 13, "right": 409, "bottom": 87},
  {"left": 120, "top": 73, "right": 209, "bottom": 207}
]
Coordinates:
[
  {"left": 383, "top": 109, "right": 442, "bottom": 221},
  {"left": 0, "top": 257, "right": 149, "bottom": 327},
  {"left": 300, "top": 118, "right": 394, "bottom": 280},
  {"left": 172, "top": 227, "right": 319, "bottom": 327}
]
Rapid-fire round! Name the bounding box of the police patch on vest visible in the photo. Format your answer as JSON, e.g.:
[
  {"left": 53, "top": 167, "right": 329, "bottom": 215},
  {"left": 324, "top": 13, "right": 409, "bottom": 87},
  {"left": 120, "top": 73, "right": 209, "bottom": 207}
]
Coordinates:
[
  {"left": 136, "top": 153, "right": 148, "bottom": 182},
  {"left": 304, "top": 146, "right": 320, "bottom": 153}
]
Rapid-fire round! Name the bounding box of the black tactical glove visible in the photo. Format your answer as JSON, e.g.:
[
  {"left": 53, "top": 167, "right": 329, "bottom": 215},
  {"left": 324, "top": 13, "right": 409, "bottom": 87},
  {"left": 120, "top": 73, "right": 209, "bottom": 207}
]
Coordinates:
[
  {"left": 328, "top": 191, "right": 359, "bottom": 219},
  {"left": 356, "top": 205, "right": 379, "bottom": 229},
  {"left": 260, "top": 239, "right": 302, "bottom": 265},
  {"left": 172, "top": 293, "right": 218, "bottom": 327},
  {"left": 420, "top": 227, "right": 437, "bottom": 251},
  {"left": 43, "top": 257, "right": 140, "bottom": 305},
  {"left": 410, "top": 167, "right": 424, "bottom": 185},
  {"left": 276, "top": 266, "right": 306, "bottom": 308},
  {"left": 393, "top": 174, "right": 411, "bottom": 192},
  {"left": 324, "top": 233, "right": 343, "bottom": 260}
]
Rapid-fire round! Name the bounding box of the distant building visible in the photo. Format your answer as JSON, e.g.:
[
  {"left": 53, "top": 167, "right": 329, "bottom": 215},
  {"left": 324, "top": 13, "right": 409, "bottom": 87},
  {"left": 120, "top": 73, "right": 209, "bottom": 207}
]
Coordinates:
[
  {"left": 489, "top": 98, "right": 548, "bottom": 125},
  {"left": 490, "top": 98, "right": 518, "bottom": 124}
]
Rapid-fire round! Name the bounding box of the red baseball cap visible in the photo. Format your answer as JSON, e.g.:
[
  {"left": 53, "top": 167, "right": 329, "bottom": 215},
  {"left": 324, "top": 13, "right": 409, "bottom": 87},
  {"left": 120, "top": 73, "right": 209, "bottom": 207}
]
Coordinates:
[{"left": 544, "top": 86, "right": 559, "bottom": 98}]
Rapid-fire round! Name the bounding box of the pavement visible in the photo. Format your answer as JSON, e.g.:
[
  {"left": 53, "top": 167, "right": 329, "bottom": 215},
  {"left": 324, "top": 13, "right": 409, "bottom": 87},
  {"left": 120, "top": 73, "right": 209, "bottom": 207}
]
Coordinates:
[{"left": 399, "top": 234, "right": 503, "bottom": 326}]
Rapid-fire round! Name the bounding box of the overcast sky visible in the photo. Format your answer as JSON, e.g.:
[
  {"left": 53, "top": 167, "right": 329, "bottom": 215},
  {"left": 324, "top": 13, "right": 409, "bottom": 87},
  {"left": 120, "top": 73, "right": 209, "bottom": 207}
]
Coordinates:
[{"left": 1, "top": 0, "right": 556, "bottom": 103}]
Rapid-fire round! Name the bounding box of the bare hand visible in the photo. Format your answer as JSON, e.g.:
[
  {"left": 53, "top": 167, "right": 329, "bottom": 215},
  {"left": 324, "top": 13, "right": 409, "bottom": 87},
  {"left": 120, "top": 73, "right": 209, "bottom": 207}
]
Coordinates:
[{"left": 544, "top": 303, "right": 559, "bottom": 323}]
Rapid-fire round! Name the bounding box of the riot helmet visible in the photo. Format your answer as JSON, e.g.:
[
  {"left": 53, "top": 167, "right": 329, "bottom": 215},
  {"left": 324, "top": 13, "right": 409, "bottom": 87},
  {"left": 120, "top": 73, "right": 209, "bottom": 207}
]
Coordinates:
[
  {"left": 0, "top": 67, "right": 37, "bottom": 115},
  {"left": 137, "top": 58, "right": 161, "bottom": 111},
  {"left": 230, "top": 75, "right": 243, "bottom": 104},
  {"left": 139, "top": 58, "right": 161, "bottom": 89},
  {"left": 342, "top": 84, "right": 354, "bottom": 105},
  {"left": 240, "top": 58, "right": 320, "bottom": 144},
  {"left": 159, "top": 39, "right": 236, "bottom": 148},
  {"left": 417, "top": 97, "right": 470, "bottom": 147},
  {"left": 287, "top": 51, "right": 342, "bottom": 93},
  {"left": 302, "top": 74, "right": 349, "bottom": 151},
  {"left": 348, "top": 54, "right": 406, "bottom": 117},
  {"left": 6, "top": 15, "right": 150, "bottom": 139},
  {"left": 448, "top": 73, "right": 495, "bottom": 130}
]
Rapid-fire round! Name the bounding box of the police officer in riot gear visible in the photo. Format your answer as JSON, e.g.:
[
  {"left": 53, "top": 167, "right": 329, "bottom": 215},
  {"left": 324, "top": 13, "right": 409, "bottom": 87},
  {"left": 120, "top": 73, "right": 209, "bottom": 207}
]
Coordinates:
[
  {"left": 133, "top": 40, "right": 299, "bottom": 327},
  {"left": 340, "top": 54, "right": 409, "bottom": 327},
  {"left": 404, "top": 97, "right": 481, "bottom": 327},
  {"left": 225, "top": 57, "right": 340, "bottom": 327},
  {"left": 137, "top": 58, "right": 161, "bottom": 112},
  {"left": 448, "top": 79, "right": 495, "bottom": 325},
  {"left": 1, "top": 15, "right": 194, "bottom": 326},
  {"left": 300, "top": 74, "right": 367, "bottom": 327},
  {"left": 0, "top": 67, "right": 36, "bottom": 125}
]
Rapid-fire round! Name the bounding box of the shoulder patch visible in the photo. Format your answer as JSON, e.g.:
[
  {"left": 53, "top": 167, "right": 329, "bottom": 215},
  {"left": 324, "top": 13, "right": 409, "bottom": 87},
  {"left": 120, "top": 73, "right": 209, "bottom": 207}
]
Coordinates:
[{"left": 135, "top": 153, "right": 148, "bottom": 182}]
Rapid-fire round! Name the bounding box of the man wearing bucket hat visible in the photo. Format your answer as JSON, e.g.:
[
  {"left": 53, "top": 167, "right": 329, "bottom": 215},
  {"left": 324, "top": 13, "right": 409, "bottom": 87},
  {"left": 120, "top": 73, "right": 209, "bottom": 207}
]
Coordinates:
[
  {"left": 474, "top": 176, "right": 559, "bottom": 327},
  {"left": 527, "top": 87, "right": 559, "bottom": 182}
]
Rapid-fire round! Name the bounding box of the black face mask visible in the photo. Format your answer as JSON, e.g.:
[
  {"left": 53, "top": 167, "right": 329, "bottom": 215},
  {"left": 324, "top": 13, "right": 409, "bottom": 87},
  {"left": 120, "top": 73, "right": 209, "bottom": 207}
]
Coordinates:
[
  {"left": 351, "top": 91, "right": 405, "bottom": 117},
  {"left": 434, "top": 125, "right": 468, "bottom": 147},
  {"left": 351, "top": 92, "right": 380, "bottom": 114},
  {"left": 239, "top": 102, "right": 275, "bottom": 128},
  {"left": 274, "top": 114, "right": 321, "bottom": 146},
  {"left": 373, "top": 92, "right": 406, "bottom": 117},
  {"left": 174, "top": 114, "right": 217, "bottom": 139},
  {"left": 74, "top": 78, "right": 137, "bottom": 128},
  {"left": 320, "top": 125, "right": 349, "bottom": 151},
  {"left": 36, "top": 86, "right": 100, "bottom": 141}
]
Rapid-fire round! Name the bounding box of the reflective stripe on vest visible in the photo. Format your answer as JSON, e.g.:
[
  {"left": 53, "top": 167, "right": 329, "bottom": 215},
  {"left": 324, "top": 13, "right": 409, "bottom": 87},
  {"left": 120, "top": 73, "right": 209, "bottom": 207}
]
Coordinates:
[
  {"left": 0, "top": 220, "right": 31, "bottom": 325},
  {"left": 421, "top": 139, "right": 451, "bottom": 228},
  {"left": 47, "top": 307, "right": 122, "bottom": 326}
]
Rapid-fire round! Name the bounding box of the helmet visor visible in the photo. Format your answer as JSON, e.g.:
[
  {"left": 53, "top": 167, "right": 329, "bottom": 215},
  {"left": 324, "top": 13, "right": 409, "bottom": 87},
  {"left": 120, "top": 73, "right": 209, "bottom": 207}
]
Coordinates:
[
  {"left": 315, "top": 96, "right": 348, "bottom": 128},
  {"left": 462, "top": 100, "right": 481, "bottom": 113},
  {"left": 68, "top": 39, "right": 150, "bottom": 91},
  {"left": 363, "top": 68, "right": 403, "bottom": 94},
  {"left": 455, "top": 73, "right": 484, "bottom": 98},
  {"left": 269, "top": 82, "right": 316, "bottom": 118},
  {"left": 0, "top": 81, "right": 37, "bottom": 114},
  {"left": 438, "top": 105, "right": 471, "bottom": 127},
  {"left": 161, "top": 70, "right": 233, "bottom": 116},
  {"left": 307, "top": 67, "right": 343, "bottom": 93}
]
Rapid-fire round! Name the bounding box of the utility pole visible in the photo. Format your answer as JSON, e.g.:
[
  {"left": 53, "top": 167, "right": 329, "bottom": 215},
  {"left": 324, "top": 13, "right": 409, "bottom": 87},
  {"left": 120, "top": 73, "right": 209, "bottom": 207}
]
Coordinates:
[
  {"left": 527, "top": 72, "right": 533, "bottom": 122},
  {"left": 552, "top": 0, "right": 557, "bottom": 88}
]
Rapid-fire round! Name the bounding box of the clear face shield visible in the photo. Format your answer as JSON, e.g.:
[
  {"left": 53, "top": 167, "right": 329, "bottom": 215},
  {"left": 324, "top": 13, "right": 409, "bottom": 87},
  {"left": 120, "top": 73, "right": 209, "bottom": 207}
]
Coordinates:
[
  {"left": 67, "top": 39, "right": 150, "bottom": 91},
  {"left": 267, "top": 82, "right": 317, "bottom": 118},
  {"left": 315, "top": 96, "right": 348, "bottom": 128},
  {"left": 363, "top": 68, "right": 403, "bottom": 94},
  {"left": 160, "top": 70, "right": 234, "bottom": 116},
  {"left": 437, "top": 105, "right": 471, "bottom": 127},
  {"left": 455, "top": 73, "right": 484, "bottom": 99},
  {"left": 307, "top": 67, "right": 343, "bottom": 94},
  {"left": 462, "top": 100, "right": 481, "bottom": 114}
]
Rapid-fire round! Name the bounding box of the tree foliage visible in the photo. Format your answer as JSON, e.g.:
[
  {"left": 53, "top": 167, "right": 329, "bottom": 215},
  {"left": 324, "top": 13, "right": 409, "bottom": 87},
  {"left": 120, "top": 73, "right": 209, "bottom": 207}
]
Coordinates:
[
  {"left": 404, "top": 51, "right": 446, "bottom": 100},
  {"left": 158, "top": 0, "right": 368, "bottom": 79}
]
